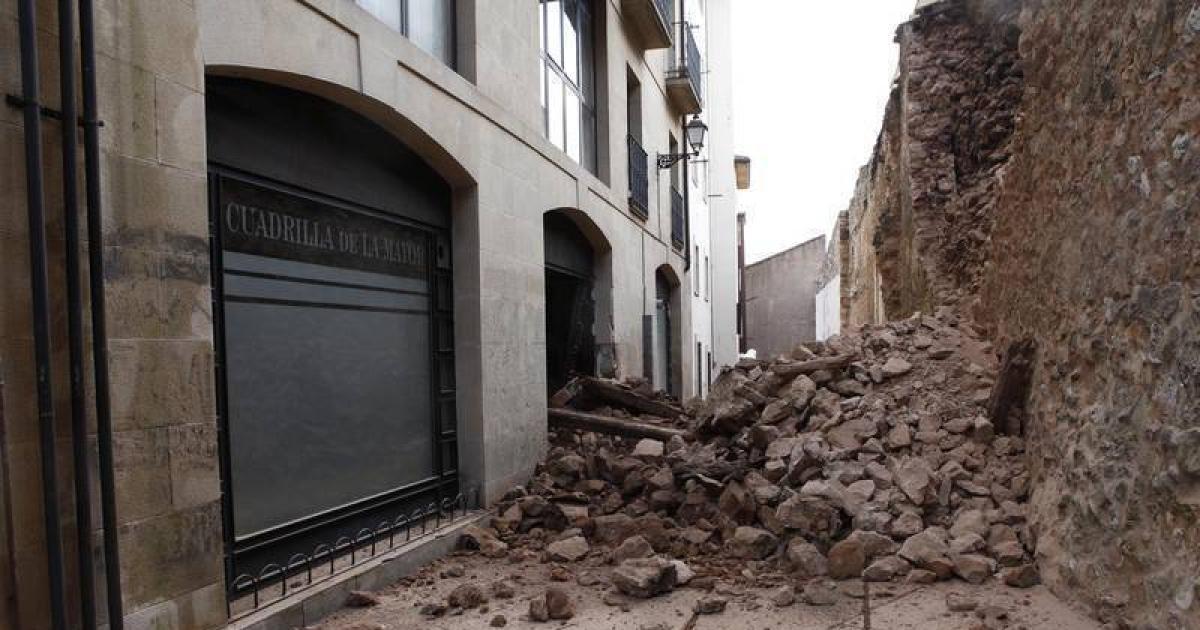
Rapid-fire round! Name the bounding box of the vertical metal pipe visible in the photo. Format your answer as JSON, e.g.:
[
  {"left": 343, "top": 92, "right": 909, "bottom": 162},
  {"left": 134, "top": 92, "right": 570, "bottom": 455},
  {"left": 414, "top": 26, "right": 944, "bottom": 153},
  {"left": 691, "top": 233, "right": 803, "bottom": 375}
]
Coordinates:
[
  {"left": 17, "top": 0, "right": 70, "bottom": 627},
  {"left": 59, "top": 0, "right": 98, "bottom": 626},
  {"left": 78, "top": 0, "right": 124, "bottom": 626}
]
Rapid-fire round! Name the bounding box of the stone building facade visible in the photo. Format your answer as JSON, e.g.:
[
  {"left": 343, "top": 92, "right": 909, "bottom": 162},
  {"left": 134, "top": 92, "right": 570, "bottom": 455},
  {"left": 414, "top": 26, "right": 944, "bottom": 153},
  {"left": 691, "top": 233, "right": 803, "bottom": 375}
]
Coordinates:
[{"left": 0, "top": 0, "right": 739, "bottom": 627}]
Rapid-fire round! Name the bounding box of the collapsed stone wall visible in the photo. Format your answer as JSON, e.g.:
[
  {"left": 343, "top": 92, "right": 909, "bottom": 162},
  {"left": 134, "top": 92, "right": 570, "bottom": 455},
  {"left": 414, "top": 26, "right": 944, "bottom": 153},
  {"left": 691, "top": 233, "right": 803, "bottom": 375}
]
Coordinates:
[
  {"left": 843, "top": 0, "right": 1022, "bottom": 329},
  {"left": 976, "top": 1, "right": 1200, "bottom": 627}
]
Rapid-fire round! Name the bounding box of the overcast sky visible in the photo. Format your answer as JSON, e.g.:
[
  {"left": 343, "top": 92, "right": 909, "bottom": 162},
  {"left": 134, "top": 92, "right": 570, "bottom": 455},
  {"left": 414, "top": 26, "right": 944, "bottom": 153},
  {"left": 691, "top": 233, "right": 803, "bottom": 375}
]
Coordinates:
[{"left": 732, "top": 1, "right": 916, "bottom": 264}]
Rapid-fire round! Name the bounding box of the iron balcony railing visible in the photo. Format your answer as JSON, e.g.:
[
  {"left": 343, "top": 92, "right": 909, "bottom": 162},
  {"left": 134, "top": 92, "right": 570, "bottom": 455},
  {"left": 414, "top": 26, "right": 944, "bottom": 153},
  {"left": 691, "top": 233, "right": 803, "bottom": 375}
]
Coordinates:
[
  {"left": 654, "top": 0, "right": 673, "bottom": 33},
  {"left": 670, "top": 186, "right": 685, "bottom": 248},
  {"left": 628, "top": 135, "right": 649, "bottom": 219},
  {"left": 671, "top": 22, "right": 703, "bottom": 107}
]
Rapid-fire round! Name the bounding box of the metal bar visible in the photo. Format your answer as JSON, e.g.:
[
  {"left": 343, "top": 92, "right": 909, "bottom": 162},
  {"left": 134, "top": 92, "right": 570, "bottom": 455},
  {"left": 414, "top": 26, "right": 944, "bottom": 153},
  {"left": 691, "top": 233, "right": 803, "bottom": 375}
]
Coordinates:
[
  {"left": 78, "top": 0, "right": 124, "bottom": 625},
  {"left": 60, "top": 0, "right": 98, "bottom": 626},
  {"left": 17, "top": 0, "right": 69, "bottom": 626}
]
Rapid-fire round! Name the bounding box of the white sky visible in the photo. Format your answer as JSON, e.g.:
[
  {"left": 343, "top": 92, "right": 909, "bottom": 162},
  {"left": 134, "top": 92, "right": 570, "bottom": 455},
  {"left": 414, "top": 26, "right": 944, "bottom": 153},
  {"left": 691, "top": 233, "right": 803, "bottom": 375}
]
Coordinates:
[{"left": 732, "top": 1, "right": 916, "bottom": 264}]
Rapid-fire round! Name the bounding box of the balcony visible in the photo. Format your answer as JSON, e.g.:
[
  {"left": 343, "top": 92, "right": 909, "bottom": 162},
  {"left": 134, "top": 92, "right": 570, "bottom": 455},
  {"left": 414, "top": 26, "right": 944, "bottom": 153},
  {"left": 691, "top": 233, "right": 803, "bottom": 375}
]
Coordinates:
[
  {"left": 621, "top": 0, "right": 673, "bottom": 50},
  {"left": 666, "top": 23, "right": 703, "bottom": 114},
  {"left": 670, "top": 187, "right": 685, "bottom": 249},
  {"left": 628, "top": 135, "right": 649, "bottom": 219}
]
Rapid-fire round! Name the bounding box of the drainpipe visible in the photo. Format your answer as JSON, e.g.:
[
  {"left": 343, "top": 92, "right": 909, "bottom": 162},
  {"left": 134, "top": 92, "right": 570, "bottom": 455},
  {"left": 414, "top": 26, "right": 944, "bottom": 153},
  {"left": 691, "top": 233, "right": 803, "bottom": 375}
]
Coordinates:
[
  {"left": 17, "top": 0, "right": 70, "bottom": 627},
  {"left": 59, "top": 0, "right": 99, "bottom": 627},
  {"left": 79, "top": 0, "right": 125, "bottom": 625},
  {"left": 682, "top": 116, "right": 691, "bottom": 273}
]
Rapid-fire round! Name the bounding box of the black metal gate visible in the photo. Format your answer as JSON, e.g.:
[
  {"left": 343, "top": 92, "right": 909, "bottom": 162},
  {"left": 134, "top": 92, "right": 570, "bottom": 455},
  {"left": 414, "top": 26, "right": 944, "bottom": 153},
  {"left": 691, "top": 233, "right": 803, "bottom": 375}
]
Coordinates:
[{"left": 205, "top": 78, "right": 458, "bottom": 590}]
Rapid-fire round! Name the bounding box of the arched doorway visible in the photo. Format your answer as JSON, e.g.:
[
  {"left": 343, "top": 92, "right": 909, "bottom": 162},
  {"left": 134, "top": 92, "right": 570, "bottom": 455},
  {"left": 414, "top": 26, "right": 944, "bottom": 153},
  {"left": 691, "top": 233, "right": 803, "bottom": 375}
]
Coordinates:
[
  {"left": 543, "top": 210, "right": 612, "bottom": 394},
  {"left": 205, "top": 77, "right": 458, "bottom": 580},
  {"left": 652, "top": 265, "right": 682, "bottom": 396}
]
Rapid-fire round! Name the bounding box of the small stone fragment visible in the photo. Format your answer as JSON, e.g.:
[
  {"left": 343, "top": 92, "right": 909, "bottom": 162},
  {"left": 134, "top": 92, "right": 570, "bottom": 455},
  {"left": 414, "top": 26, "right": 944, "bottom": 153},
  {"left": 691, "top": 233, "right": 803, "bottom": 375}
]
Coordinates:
[
  {"left": 694, "top": 596, "right": 728, "bottom": 614},
  {"left": 345, "top": 590, "right": 380, "bottom": 608},
  {"left": 546, "top": 535, "right": 590, "bottom": 562},
  {"left": 802, "top": 581, "right": 838, "bottom": 606},
  {"left": 770, "top": 585, "right": 796, "bottom": 607},
  {"left": 946, "top": 592, "right": 979, "bottom": 612},
  {"left": 490, "top": 614, "right": 508, "bottom": 627},
  {"left": 545, "top": 586, "right": 575, "bottom": 619},
  {"left": 448, "top": 583, "right": 487, "bottom": 609},
  {"left": 1001, "top": 564, "right": 1040, "bottom": 588}
]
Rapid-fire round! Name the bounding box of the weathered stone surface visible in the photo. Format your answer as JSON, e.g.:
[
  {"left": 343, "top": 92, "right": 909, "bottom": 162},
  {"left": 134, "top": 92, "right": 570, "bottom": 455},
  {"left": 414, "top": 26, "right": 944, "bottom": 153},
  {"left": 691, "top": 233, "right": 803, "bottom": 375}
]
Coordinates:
[
  {"left": 611, "top": 535, "right": 653, "bottom": 562},
  {"left": 730, "top": 526, "right": 778, "bottom": 560},
  {"left": 545, "top": 586, "right": 575, "bottom": 619},
  {"left": 951, "top": 553, "right": 993, "bottom": 584},
  {"left": 611, "top": 557, "right": 677, "bottom": 598},
  {"left": 899, "top": 528, "right": 953, "bottom": 578},
  {"left": 1000, "top": 564, "right": 1040, "bottom": 588},
  {"left": 827, "top": 538, "right": 866, "bottom": 580},
  {"left": 546, "top": 535, "right": 590, "bottom": 562},
  {"left": 786, "top": 538, "right": 829, "bottom": 577},
  {"left": 448, "top": 583, "right": 487, "bottom": 609},
  {"left": 694, "top": 596, "right": 728, "bottom": 614},
  {"left": 863, "top": 555, "right": 911, "bottom": 582},
  {"left": 801, "top": 582, "right": 838, "bottom": 606}
]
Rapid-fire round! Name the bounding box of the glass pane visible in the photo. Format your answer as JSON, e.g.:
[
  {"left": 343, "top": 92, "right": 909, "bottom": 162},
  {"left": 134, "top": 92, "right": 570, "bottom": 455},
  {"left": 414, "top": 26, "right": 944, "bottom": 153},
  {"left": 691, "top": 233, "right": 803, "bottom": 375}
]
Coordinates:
[
  {"left": 548, "top": 70, "right": 565, "bottom": 150},
  {"left": 562, "top": 0, "right": 579, "bottom": 85},
  {"left": 407, "top": 0, "right": 455, "bottom": 66},
  {"left": 565, "top": 88, "right": 580, "bottom": 162},
  {"left": 357, "top": 0, "right": 402, "bottom": 31},
  {"left": 580, "top": 2, "right": 594, "bottom": 103},
  {"left": 545, "top": 0, "right": 562, "bottom": 65}
]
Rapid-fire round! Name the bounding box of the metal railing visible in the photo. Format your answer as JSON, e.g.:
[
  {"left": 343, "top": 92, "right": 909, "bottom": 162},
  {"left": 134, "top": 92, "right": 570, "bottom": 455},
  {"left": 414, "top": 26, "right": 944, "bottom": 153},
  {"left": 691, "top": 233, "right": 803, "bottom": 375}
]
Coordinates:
[
  {"left": 653, "top": 0, "right": 673, "bottom": 33},
  {"left": 670, "top": 187, "right": 685, "bottom": 248},
  {"left": 628, "top": 135, "right": 649, "bottom": 219},
  {"left": 228, "top": 487, "right": 479, "bottom": 619},
  {"left": 670, "top": 22, "right": 703, "bottom": 107}
]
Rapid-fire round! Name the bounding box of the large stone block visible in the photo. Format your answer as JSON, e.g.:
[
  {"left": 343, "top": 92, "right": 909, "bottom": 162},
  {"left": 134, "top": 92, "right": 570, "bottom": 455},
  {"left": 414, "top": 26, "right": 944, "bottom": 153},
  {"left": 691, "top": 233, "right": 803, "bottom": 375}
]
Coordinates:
[
  {"left": 108, "top": 338, "right": 215, "bottom": 431},
  {"left": 101, "top": 154, "right": 208, "bottom": 250},
  {"left": 113, "top": 428, "right": 173, "bottom": 521},
  {"left": 167, "top": 423, "right": 220, "bottom": 511},
  {"left": 154, "top": 77, "right": 207, "bottom": 173},
  {"left": 118, "top": 501, "right": 223, "bottom": 611}
]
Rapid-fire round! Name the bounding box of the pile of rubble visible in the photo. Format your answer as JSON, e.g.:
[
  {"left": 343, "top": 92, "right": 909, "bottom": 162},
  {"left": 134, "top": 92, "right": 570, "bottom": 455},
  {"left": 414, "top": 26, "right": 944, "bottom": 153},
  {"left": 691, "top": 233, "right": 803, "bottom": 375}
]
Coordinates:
[{"left": 458, "top": 311, "right": 1040, "bottom": 614}]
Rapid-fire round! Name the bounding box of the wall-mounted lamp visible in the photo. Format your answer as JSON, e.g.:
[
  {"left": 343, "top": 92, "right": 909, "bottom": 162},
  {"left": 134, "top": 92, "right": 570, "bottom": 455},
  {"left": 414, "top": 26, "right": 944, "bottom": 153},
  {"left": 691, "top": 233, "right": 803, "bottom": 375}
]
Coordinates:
[{"left": 656, "top": 115, "right": 708, "bottom": 169}]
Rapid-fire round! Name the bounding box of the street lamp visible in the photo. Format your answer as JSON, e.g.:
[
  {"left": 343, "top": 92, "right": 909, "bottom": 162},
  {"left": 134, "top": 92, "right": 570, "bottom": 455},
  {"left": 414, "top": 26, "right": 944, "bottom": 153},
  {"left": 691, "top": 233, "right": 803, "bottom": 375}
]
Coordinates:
[{"left": 657, "top": 115, "right": 708, "bottom": 169}]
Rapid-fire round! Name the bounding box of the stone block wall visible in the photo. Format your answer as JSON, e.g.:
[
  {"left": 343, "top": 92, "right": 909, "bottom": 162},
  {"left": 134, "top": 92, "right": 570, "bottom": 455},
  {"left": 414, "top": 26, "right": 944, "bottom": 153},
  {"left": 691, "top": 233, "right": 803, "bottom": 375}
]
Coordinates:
[
  {"left": 977, "top": 1, "right": 1200, "bottom": 626},
  {"left": 0, "top": 0, "right": 224, "bottom": 627}
]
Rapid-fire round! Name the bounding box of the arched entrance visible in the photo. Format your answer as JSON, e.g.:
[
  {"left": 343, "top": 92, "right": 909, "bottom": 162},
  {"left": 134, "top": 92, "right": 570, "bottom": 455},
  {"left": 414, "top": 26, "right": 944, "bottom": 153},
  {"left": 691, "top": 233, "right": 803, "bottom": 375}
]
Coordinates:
[
  {"left": 652, "top": 265, "right": 682, "bottom": 396},
  {"left": 543, "top": 209, "right": 612, "bottom": 394},
  {"left": 206, "top": 77, "right": 458, "bottom": 580}
]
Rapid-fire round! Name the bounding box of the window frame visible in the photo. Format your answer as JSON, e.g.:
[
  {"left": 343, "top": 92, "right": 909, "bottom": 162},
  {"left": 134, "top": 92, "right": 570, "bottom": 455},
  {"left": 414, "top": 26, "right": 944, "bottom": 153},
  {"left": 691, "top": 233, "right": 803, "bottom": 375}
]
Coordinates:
[{"left": 540, "top": 0, "right": 598, "bottom": 173}]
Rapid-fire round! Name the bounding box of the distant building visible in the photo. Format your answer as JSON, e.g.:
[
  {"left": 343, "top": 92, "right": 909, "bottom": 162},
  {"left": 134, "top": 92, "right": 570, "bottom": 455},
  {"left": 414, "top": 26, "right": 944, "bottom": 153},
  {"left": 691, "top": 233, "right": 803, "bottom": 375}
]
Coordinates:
[
  {"left": 741, "top": 235, "right": 827, "bottom": 360},
  {"left": 815, "top": 211, "right": 851, "bottom": 340}
]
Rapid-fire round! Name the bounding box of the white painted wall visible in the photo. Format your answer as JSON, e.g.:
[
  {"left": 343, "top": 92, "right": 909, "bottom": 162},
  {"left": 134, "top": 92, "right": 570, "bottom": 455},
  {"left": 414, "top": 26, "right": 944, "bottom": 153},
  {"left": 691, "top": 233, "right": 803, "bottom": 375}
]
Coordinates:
[{"left": 815, "top": 276, "right": 841, "bottom": 340}]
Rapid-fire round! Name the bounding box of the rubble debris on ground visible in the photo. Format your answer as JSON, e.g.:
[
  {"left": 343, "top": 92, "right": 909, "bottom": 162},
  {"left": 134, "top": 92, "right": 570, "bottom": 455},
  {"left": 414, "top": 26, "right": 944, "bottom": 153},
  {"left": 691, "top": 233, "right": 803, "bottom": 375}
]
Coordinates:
[{"left": 455, "top": 312, "right": 1040, "bottom": 617}]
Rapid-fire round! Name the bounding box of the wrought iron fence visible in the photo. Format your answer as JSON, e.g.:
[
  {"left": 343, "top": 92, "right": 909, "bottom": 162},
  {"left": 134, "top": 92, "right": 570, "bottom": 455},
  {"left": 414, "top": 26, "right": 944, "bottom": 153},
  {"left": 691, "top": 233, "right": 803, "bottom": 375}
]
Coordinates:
[
  {"left": 670, "top": 187, "right": 685, "bottom": 249},
  {"left": 628, "top": 135, "right": 649, "bottom": 219},
  {"left": 228, "top": 486, "right": 480, "bottom": 619}
]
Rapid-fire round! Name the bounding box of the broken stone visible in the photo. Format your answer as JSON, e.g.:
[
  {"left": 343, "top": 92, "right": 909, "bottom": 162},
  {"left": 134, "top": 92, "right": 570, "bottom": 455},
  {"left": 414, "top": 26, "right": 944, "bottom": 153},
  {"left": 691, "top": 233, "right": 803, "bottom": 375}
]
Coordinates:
[
  {"left": 776, "top": 495, "right": 841, "bottom": 536},
  {"left": 694, "top": 596, "right": 728, "bottom": 614},
  {"left": 770, "top": 585, "right": 796, "bottom": 607},
  {"left": 827, "top": 538, "right": 867, "bottom": 580},
  {"left": 896, "top": 457, "right": 936, "bottom": 505},
  {"left": 946, "top": 591, "right": 979, "bottom": 612},
  {"left": 490, "top": 614, "right": 508, "bottom": 627},
  {"left": 545, "top": 586, "right": 575, "bottom": 619},
  {"left": 345, "top": 590, "right": 380, "bottom": 607},
  {"left": 611, "top": 535, "right": 654, "bottom": 562},
  {"left": 899, "top": 527, "right": 954, "bottom": 578},
  {"left": 632, "top": 438, "right": 665, "bottom": 460},
  {"left": 801, "top": 582, "right": 838, "bottom": 606},
  {"left": 448, "top": 583, "right": 487, "bottom": 609},
  {"left": 528, "top": 597, "right": 549, "bottom": 622},
  {"left": 786, "top": 538, "right": 829, "bottom": 577},
  {"left": 1000, "top": 564, "right": 1040, "bottom": 588},
  {"left": 611, "top": 557, "right": 678, "bottom": 598},
  {"left": 491, "top": 581, "right": 516, "bottom": 599},
  {"left": 730, "top": 526, "right": 778, "bottom": 560},
  {"left": 863, "top": 555, "right": 911, "bottom": 582},
  {"left": 546, "top": 535, "right": 590, "bottom": 562},
  {"left": 952, "top": 553, "right": 994, "bottom": 584},
  {"left": 881, "top": 357, "right": 913, "bottom": 378}
]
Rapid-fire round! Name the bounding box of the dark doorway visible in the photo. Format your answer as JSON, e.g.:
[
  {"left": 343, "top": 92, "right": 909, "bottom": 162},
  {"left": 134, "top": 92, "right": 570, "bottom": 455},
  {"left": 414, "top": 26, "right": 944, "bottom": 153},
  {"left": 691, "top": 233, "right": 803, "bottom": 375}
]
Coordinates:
[
  {"left": 206, "top": 77, "right": 458, "bottom": 587},
  {"left": 544, "top": 212, "right": 597, "bottom": 394}
]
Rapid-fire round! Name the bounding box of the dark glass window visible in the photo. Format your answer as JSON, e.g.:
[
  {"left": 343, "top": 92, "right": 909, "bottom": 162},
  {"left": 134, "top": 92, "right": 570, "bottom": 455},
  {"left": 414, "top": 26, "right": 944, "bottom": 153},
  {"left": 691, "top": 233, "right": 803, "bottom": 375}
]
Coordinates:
[
  {"left": 357, "top": 0, "right": 456, "bottom": 68},
  {"left": 540, "top": 0, "right": 597, "bottom": 173}
]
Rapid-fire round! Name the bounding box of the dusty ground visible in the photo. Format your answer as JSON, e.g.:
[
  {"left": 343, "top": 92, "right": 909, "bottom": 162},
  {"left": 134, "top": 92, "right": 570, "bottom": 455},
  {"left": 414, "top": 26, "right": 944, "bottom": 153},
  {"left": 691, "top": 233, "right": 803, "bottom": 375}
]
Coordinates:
[{"left": 317, "top": 551, "right": 1100, "bottom": 630}]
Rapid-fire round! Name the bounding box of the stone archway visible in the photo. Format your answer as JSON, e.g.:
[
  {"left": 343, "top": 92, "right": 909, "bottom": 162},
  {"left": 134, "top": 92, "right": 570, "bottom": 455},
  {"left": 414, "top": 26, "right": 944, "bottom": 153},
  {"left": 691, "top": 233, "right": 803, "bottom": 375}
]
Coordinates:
[{"left": 543, "top": 208, "right": 614, "bottom": 393}]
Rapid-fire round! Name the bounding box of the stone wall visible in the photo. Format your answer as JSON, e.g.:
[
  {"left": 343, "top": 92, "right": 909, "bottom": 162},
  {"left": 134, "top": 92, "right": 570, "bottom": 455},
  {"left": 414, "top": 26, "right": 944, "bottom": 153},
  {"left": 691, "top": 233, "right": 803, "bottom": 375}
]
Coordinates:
[
  {"left": 842, "top": 0, "right": 1022, "bottom": 330},
  {"left": 977, "top": 2, "right": 1200, "bottom": 627},
  {"left": 837, "top": 0, "right": 1200, "bottom": 625}
]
